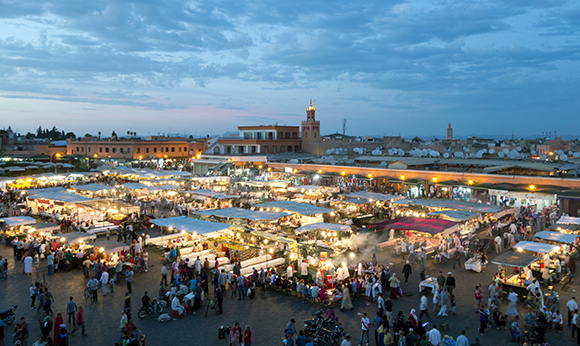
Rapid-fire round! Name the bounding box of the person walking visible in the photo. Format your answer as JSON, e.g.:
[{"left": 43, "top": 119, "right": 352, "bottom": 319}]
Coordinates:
[
  {"left": 428, "top": 326, "right": 440, "bottom": 346},
  {"left": 568, "top": 297, "right": 578, "bottom": 327},
  {"left": 372, "top": 312, "right": 382, "bottom": 346},
  {"left": 389, "top": 275, "right": 399, "bottom": 300},
  {"left": 452, "top": 251, "right": 462, "bottom": 269},
  {"left": 285, "top": 319, "right": 297, "bottom": 341},
  {"left": 402, "top": 261, "right": 412, "bottom": 285},
  {"left": 244, "top": 325, "right": 252, "bottom": 346},
  {"left": 100, "top": 270, "right": 109, "bottom": 296},
  {"left": 494, "top": 235, "right": 502, "bottom": 253},
  {"left": 359, "top": 312, "right": 370, "bottom": 346},
  {"left": 125, "top": 266, "right": 133, "bottom": 294},
  {"left": 446, "top": 272, "right": 456, "bottom": 295},
  {"left": 160, "top": 264, "right": 168, "bottom": 287},
  {"left": 419, "top": 292, "right": 431, "bottom": 321},
  {"left": 66, "top": 297, "right": 77, "bottom": 328},
  {"left": 438, "top": 289, "right": 448, "bottom": 317}
]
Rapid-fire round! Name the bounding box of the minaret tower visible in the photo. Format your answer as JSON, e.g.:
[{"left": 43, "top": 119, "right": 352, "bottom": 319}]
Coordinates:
[{"left": 301, "top": 100, "right": 321, "bottom": 155}]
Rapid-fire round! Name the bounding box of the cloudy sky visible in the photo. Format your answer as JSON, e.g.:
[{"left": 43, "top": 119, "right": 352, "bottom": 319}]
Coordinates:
[{"left": 1, "top": 0, "right": 579, "bottom": 138}]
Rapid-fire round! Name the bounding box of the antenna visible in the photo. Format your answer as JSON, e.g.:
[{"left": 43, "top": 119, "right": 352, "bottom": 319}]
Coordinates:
[{"left": 342, "top": 118, "right": 347, "bottom": 135}]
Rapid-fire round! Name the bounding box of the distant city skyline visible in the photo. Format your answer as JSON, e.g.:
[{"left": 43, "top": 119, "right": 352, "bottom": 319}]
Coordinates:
[{"left": 1, "top": 1, "right": 579, "bottom": 137}]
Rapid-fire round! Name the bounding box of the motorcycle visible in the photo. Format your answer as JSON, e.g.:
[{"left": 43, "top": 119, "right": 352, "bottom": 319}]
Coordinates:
[
  {"left": 138, "top": 298, "right": 166, "bottom": 319},
  {"left": 0, "top": 305, "right": 18, "bottom": 325}
]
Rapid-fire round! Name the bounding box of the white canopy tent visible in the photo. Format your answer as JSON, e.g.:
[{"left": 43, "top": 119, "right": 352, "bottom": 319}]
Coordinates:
[
  {"left": 91, "top": 240, "right": 130, "bottom": 254},
  {"left": 194, "top": 208, "right": 289, "bottom": 221},
  {"left": 0, "top": 216, "right": 37, "bottom": 227},
  {"left": 150, "top": 216, "right": 232, "bottom": 234},
  {"left": 72, "top": 184, "right": 115, "bottom": 192},
  {"left": 53, "top": 232, "right": 96, "bottom": 244},
  {"left": 514, "top": 241, "right": 561, "bottom": 254},
  {"left": 533, "top": 231, "right": 580, "bottom": 245},
  {"left": 255, "top": 201, "right": 330, "bottom": 216},
  {"left": 295, "top": 222, "right": 352, "bottom": 234},
  {"left": 557, "top": 216, "right": 580, "bottom": 225},
  {"left": 341, "top": 191, "right": 404, "bottom": 201},
  {"left": 428, "top": 210, "right": 479, "bottom": 222}
]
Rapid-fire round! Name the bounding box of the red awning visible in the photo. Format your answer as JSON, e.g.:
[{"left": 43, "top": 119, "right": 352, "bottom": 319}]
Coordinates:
[{"left": 371, "top": 217, "right": 458, "bottom": 235}]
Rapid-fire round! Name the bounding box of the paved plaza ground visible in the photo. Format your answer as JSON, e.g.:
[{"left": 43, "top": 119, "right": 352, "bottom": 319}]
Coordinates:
[{"left": 1, "top": 229, "right": 578, "bottom": 346}]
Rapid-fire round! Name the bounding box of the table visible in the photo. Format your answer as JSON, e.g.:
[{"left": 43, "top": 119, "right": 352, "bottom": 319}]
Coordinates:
[
  {"left": 465, "top": 258, "right": 482, "bottom": 272},
  {"left": 419, "top": 278, "right": 439, "bottom": 292}
]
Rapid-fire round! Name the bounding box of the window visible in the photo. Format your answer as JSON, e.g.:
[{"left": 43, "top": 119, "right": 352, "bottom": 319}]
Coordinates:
[
  {"left": 166, "top": 147, "right": 169, "bottom": 152},
  {"left": 287, "top": 145, "right": 292, "bottom": 152},
  {"left": 171, "top": 147, "right": 175, "bottom": 152},
  {"left": 214, "top": 147, "right": 221, "bottom": 155},
  {"left": 120, "top": 148, "right": 123, "bottom": 153},
  {"left": 314, "top": 131, "right": 317, "bottom": 138},
  {"left": 105, "top": 147, "right": 109, "bottom": 153},
  {"left": 81, "top": 147, "right": 84, "bottom": 152},
  {"left": 278, "top": 131, "right": 283, "bottom": 139},
  {"left": 285, "top": 132, "right": 290, "bottom": 139},
  {"left": 160, "top": 147, "right": 163, "bottom": 152},
  {"left": 184, "top": 147, "right": 187, "bottom": 152},
  {"left": 294, "top": 145, "right": 300, "bottom": 152},
  {"left": 153, "top": 148, "right": 157, "bottom": 153},
  {"left": 146, "top": 148, "right": 149, "bottom": 153},
  {"left": 112, "top": 147, "right": 116, "bottom": 153},
  {"left": 272, "top": 146, "right": 277, "bottom": 153},
  {"left": 303, "top": 131, "right": 308, "bottom": 138},
  {"left": 262, "top": 145, "right": 268, "bottom": 153},
  {"left": 292, "top": 132, "right": 297, "bottom": 139},
  {"left": 268, "top": 132, "right": 274, "bottom": 140},
  {"left": 251, "top": 146, "right": 257, "bottom": 153},
  {"left": 76, "top": 147, "right": 79, "bottom": 152},
  {"left": 88, "top": 147, "right": 91, "bottom": 152},
  {"left": 99, "top": 147, "right": 103, "bottom": 153},
  {"left": 127, "top": 148, "right": 130, "bottom": 153},
  {"left": 280, "top": 145, "right": 285, "bottom": 153},
  {"left": 178, "top": 147, "right": 181, "bottom": 152}
]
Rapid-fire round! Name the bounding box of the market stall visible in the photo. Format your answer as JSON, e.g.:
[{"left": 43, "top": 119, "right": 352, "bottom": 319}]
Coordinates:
[
  {"left": 375, "top": 217, "right": 460, "bottom": 255},
  {"left": 491, "top": 252, "right": 539, "bottom": 297},
  {"left": 0, "top": 216, "right": 37, "bottom": 227},
  {"left": 514, "top": 241, "right": 562, "bottom": 279},
  {"left": 534, "top": 231, "right": 580, "bottom": 245},
  {"left": 428, "top": 210, "right": 480, "bottom": 235},
  {"left": 53, "top": 231, "right": 97, "bottom": 245},
  {"left": 91, "top": 240, "right": 130, "bottom": 254}
]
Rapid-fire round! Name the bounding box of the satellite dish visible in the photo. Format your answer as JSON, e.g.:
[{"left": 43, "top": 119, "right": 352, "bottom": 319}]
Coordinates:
[
  {"left": 443, "top": 153, "right": 450, "bottom": 158},
  {"left": 540, "top": 154, "right": 546, "bottom": 160},
  {"left": 561, "top": 154, "right": 568, "bottom": 161},
  {"left": 476, "top": 153, "right": 482, "bottom": 158},
  {"left": 498, "top": 152, "right": 505, "bottom": 158},
  {"left": 489, "top": 149, "right": 495, "bottom": 154},
  {"left": 516, "top": 147, "right": 521, "bottom": 151},
  {"left": 502, "top": 149, "right": 509, "bottom": 154},
  {"left": 531, "top": 150, "right": 536, "bottom": 154},
  {"left": 573, "top": 152, "right": 580, "bottom": 158}
]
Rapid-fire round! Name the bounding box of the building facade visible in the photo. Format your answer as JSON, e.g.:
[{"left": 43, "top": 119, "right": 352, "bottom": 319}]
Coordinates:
[
  {"left": 301, "top": 102, "right": 322, "bottom": 155},
  {"left": 65, "top": 137, "right": 207, "bottom": 160}
]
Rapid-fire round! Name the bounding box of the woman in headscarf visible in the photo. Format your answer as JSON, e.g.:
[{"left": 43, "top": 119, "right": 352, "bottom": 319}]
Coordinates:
[
  {"left": 341, "top": 284, "right": 353, "bottom": 311},
  {"left": 53, "top": 312, "right": 64, "bottom": 344}
]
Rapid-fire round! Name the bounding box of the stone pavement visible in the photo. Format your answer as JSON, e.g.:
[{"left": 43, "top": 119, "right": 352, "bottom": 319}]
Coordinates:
[{"left": 0, "top": 232, "right": 578, "bottom": 346}]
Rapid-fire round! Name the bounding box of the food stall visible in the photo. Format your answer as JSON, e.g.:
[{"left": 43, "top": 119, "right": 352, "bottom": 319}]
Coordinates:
[
  {"left": 513, "top": 241, "right": 561, "bottom": 279},
  {"left": 491, "top": 252, "right": 539, "bottom": 297},
  {"left": 375, "top": 217, "right": 460, "bottom": 255},
  {"left": 0, "top": 216, "right": 37, "bottom": 242},
  {"left": 294, "top": 222, "right": 353, "bottom": 253},
  {"left": 427, "top": 210, "right": 480, "bottom": 235},
  {"left": 53, "top": 231, "right": 97, "bottom": 246},
  {"left": 534, "top": 231, "right": 580, "bottom": 246},
  {"left": 254, "top": 200, "right": 331, "bottom": 226}
]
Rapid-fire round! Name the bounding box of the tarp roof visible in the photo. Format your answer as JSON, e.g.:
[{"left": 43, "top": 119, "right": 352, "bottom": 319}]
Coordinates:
[
  {"left": 338, "top": 198, "right": 370, "bottom": 205},
  {"left": 188, "top": 189, "right": 236, "bottom": 199},
  {"left": 72, "top": 183, "right": 115, "bottom": 192},
  {"left": 491, "top": 252, "right": 538, "bottom": 267},
  {"left": 25, "top": 223, "right": 60, "bottom": 232},
  {"left": 237, "top": 180, "right": 288, "bottom": 188},
  {"left": 557, "top": 215, "right": 580, "bottom": 225},
  {"left": 371, "top": 217, "right": 459, "bottom": 235},
  {"left": 122, "top": 183, "right": 149, "bottom": 190},
  {"left": 249, "top": 229, "right": 295, "bottom": 244},
  {"left": 27, "top": 190, "right": 96, "bottom": 204},
  {"left": 53, "top": 231, "right": 96, "bottom": 244},
  {"left": 295, "top": 222, "right": 352, "bottom": 233},
  {"left": 91, "top": 240, "right": 130, "bottom": 254},
  {"left": 514, "top": 241, "right": 560, "bottom": 253},
  {"left": 550, "top": 223, "right": 580, "bottom": 232},
  {"left": 290, "top": 185, "right": 324, "bottom": 191},
  {"left": 255, "top": 201, "right": 331, "bottom": 216},
  {"left": 533, "top": 231, "right": 579, "bottom": 245},
  {"left": 150, "top": 216, "right": 231, "bottom": 234},
  {"left": 392, "top": 198, "right": 502, "bottom": 213},
  {"left": 149, "top": 184, "right": 180, "bottom": 191},
  {"left": 0, "top": 216, "right": 37, "bottom": 227},
  {"left": 191, "top": 176, "right": 230, "bottom": 181},
  {"left": 428, "top": 210, "right": 480, "bottom": 222},
  {"left": 194, "top": 208, "right": 289, "bottom": 221},
  {"left": 341, "top": 191, "right": 404, "bottom": 201}
]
